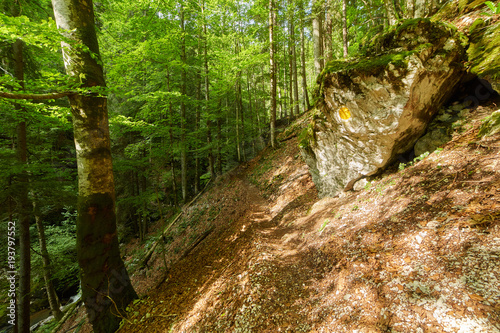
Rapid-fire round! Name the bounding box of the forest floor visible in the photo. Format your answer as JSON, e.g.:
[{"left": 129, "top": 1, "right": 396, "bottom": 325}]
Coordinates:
[{"left": 59, "top": 98, "right": 500, "bottom": 333}]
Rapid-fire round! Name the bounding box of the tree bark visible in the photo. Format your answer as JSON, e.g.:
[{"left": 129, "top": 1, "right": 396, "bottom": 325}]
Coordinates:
[
  {"left": 291, "top": 21, "right": 300, "bottom": 117},
  {"left": 324, "top": 1, "right": 333, "bottom": 63},
  {"left": 202, "top": 1, "right": 215, "bottom": 179},
  {"left": 385, "top": 0, "right": 397, "bottom": 25},
  {"left": 12, "top": 36, "right": 31, "bottom": 333},
  {"left": 179, "top": 3, "right": 188, "bottom": 202},
  {"left": 312, "top": 0, "right": 324, "bottom": 75},
  {"left": 51, "top": 1, "right": 138, "bottom": 331},
  {"left": 299, "top": 5, "right": 310, "bottom": 111},
  {"left": 8, "top": 3, "right": 31, "bottom": 332},
  {"left": 34, "top": 200, "right": 63, "bottom": 321},
  {"left": 269, "top": 0, "right": 277, "bottom": 148},
  {"left": 342, "top": 0, "right": 348, "bottom": 58}
]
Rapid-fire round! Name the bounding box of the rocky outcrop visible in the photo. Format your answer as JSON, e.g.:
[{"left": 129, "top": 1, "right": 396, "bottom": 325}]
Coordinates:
[
  {"left": 301, "top": 19, "right": 467, "bottom": 198},
  {"left": 468, "top": 18, "right": 500, "bottom": 93}
]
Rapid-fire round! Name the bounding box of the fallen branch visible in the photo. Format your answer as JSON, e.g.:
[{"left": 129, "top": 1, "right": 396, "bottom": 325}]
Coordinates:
[
  {"left": 0, "top": 91, "right": 74, "bottom": 100},
  {"left": 51, "top": 298, "right": 83, "bottom": 333}
]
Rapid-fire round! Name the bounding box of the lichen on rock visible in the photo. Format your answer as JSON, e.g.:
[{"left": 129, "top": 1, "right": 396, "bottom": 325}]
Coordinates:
[{"left": 301, "top": 19, "right": 468, "bottom": 198}]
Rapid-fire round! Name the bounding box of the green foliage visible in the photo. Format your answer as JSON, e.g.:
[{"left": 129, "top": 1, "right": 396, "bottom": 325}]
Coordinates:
[
  {"left": 319, "top": 219, "right": 330, "bottom": 233},
  {"left": 483, "top": 1, "right": 500, "bottom": 14},
  {"left": 398, "top": 151, "right": 431, "bottom": 170},
  {"left": 31, "top": 207, "right": 79, "bottom": 293}
]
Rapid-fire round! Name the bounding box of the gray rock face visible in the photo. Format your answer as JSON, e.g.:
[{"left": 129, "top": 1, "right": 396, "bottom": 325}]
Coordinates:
[{"left": 301, "top": 19, "right": 467, "bottom": 198}]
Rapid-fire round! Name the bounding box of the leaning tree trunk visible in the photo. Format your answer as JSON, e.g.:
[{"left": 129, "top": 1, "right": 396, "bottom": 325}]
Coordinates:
[
  {"left": 33, "top": 200, "right": 63, "bottom": 321},
  {"left": 51, "top": 1, "right": 138, "bottom": 332}
]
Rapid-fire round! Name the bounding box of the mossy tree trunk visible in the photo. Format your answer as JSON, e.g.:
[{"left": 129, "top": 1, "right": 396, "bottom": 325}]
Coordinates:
[{"left": 51, "top": 0, "right": 138, "bottom": 331}]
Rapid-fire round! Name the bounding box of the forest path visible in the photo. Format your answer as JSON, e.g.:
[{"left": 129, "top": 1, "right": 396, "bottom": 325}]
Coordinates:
[
  {"left": 120, "top": 167, "right": 320, "bottom": 332},
  {"left": 116, "top": 103, "right": 500, "bottom": 333}
]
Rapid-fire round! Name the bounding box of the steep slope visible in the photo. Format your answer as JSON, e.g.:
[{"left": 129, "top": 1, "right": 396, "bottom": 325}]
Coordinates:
[{"left": 89, "top": 96, "right": 500, "bottom": 333}]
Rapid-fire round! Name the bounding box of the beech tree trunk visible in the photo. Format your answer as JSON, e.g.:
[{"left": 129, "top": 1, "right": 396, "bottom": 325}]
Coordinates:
[
  {"left": 324, "top": 1, "right": 333, "bottom": 63},
  {"left": 269, "top": 0, "right": 277, "bottom": 148},
  {"left": 342, "top": 0, "right": 348, "bottom": 58},
  {"left": 179, "top": 4, "right": 188, "bottom": 202},
  {"left": 291, "top": 21, "right": 300, "bottom": 117},
  {"left": 51, "top": 1, "right": 138, "bottom": 332},
  {"left": 299, "top": 5, "right": 310, "bottom": 111},
  {"left": 312, "top": 0, "right": 324, "bottom": 75},
  {"left": 202, "top": 1, "right": 215, "bottom": 179},
  {"left": 385, "top": 0, "right": 397, "bottom": 25}
]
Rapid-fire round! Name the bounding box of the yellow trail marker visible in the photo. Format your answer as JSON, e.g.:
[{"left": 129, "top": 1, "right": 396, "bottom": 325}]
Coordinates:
[{"left": 339, "top": 106, "right": 351, "bottom": 120}]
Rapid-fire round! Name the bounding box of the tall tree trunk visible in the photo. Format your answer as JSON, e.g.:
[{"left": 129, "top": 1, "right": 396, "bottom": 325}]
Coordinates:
[
  {"left": 202, "top": 1, "right": 215, "bottom": 179},
  {"left": 414, "top": 0, "right": 425, "bottom": 17},
  {"left": 216, "top": 99, "right": 223, "bottom": 175},
  {"left": 33, "top": 200, "right": 63, "bottom": 321},
  {"left": 51, "top": 1, "right": 138, "bottom": 332},
  {"left": 9, "top": 3, "right": 31, "bottom": 331},
  {"left": 312, "top": 0, "right": 324, "bottom": 75},
  {"left": 195, "top": 41, "right": 202, "bottom": 195},
  {"left": 324, "top": 1, "right": 333, "bottom": 63},
  {"left": 291, "top": 21, "right": 300, "bottom": 117},
  {"left": 342, "top": 0, "right": 348, "bottom": 58},
  {"left": 288, "top": 33, "right": 294, "bottom": 118},
  {"left": 166, "top": 68, "right": 178, "bottom": 207},
  {"left": 385, "top": 0, "right": 397, "bottom": 25},
  {"left": 235, "top": 82, "right": 242, "bottom": 162},
  {"left": 12, "top": 32, "right": 31, "bottom": 333},
  {"left": 269, "top": 0, "right": 277, "bottom": 148},
  {"left": 299, "top": 5, "right": 310, "bottom": 111},
  {"left": 180, "top": 4, "right": 188, "bottom": 202}
]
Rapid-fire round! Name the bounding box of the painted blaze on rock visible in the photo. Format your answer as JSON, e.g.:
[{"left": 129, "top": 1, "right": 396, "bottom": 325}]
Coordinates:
[{"left": 302, "top": 19, "right": 467, "bottom": 198}]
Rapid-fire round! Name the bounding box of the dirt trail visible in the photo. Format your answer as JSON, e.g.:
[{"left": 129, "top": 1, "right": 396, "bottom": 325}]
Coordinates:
[{"left": 62, "top": 102, "right": 500, "bottom": 333}]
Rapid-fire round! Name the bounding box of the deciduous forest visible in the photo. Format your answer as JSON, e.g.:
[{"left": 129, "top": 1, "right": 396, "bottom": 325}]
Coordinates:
[{"left": 1, "top": 0, "right": 500, "bottom": 332}]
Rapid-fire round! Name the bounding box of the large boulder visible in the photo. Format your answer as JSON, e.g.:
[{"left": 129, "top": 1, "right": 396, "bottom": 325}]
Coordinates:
[
  {"left": 301, "top": 19, "right": 467, "bottom": 198},
  {"left": 468, "top": 18, "right": 500, "bottom": 93}
]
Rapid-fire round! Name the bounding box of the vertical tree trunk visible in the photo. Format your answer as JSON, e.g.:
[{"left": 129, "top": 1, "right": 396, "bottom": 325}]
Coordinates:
[
  {"left": 166, "top": 67, "right": 178, "bottom": 207},
  {"left": 414, "top": 0, "right": 425, "bottom": 17},
  {"left": 180, "top": 4, "right": 188, "bottom": 202},
  {"left": 195, "top": 39, "right": 202, "bottom": 195},
  {"left": 33, "top": 200, "right": 63, "bottom": 321},
  {"left": 385, "top": 0, "right": 397, "bottom": 25},
  {"left": 235, "top": 82, "right": 242, "bottom": 162},
  {"left": 51, "top": 1, "right": 138, "bottom": 332},
  {"left": 312, "top": 0, "right": 324, "bottom": 75},
  {"left": 202, "top": 1, "right": 215, "bottom": 179},
  {"left": 9, "top": 3, "right": 31, "bottom": 331},
  {"left": 12, "top": 35, "right": 31, "bottom": 333},
  {"left": 216, "top": 100, "right": 223, "bottom": 175},
  {"left": 291, "top": 21, "right": 300, "bottom": 117},
  {"left": 324, "top": 1, "right": 333, "bottom": 63},
  {"left": 269, "top": 0, "right": 277, "bottom": 148},
  {"left": 299, "top": 5, "right": 310, "bottom": 111},
  {"left": 288, "top": 31, "right": 294, "bottom": 118},
  {"left": 342, "top": 0, "right": 348, "bottom": 58},
  {"left": 406, "top": 0, "right": 415, "bottom": 17}
]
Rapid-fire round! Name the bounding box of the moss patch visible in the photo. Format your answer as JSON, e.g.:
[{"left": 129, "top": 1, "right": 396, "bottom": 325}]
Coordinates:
[{"left": 468, "top": 21, "right": 500, "bottom": 80}]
